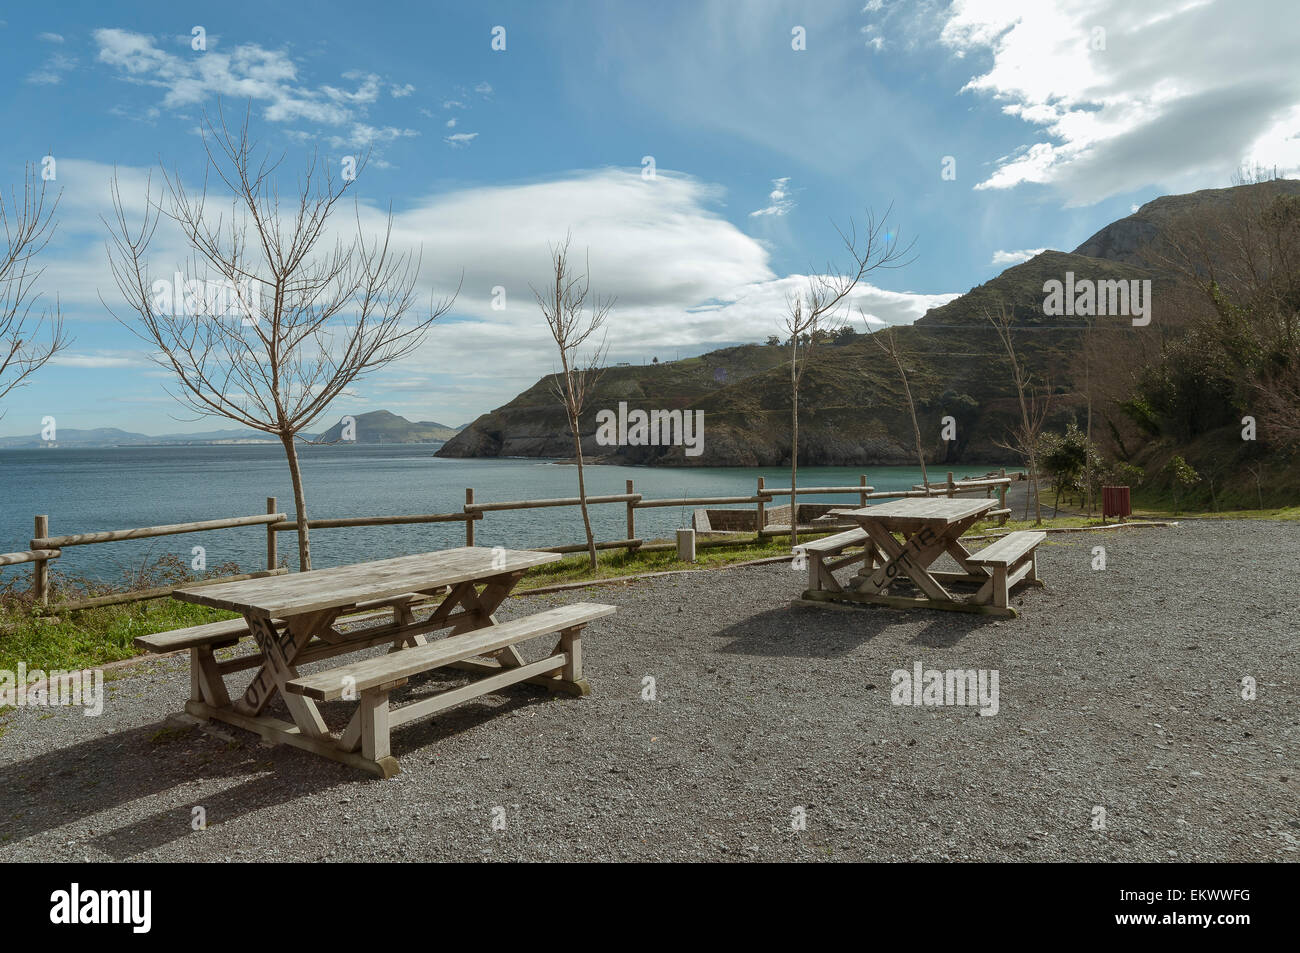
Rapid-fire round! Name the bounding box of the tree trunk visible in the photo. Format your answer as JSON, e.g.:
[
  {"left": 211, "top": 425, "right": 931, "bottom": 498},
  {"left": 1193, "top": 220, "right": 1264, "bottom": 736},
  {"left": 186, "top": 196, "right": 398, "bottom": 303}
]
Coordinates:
[
  {"left": 790, "top": 384, "right": 799, "bottom": 547},
  {"left": 1030, "top": 455, "right": 1043, "bottom": 525},
  {"left": 280, "top": 432, "right": 312, "bottom": 571},
  {"left": 1083, "top": 324, "right": 1093, "bottom": 515},
  {"left": 902, "top": 374, "right": 927, "bottom": 487},
  {"left": 571, "top": 417, "right": 597, "bottom": 571}
]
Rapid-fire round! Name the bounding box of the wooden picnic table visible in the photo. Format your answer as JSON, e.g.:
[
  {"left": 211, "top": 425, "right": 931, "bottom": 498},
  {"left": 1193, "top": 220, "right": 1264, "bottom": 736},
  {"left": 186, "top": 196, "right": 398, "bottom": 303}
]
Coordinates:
[
  {"left": 151, "top": 547, "right": 617, "bottom": 777},
  {"left": 800, "top": 497, "right": 1043, "bottom": 617}
]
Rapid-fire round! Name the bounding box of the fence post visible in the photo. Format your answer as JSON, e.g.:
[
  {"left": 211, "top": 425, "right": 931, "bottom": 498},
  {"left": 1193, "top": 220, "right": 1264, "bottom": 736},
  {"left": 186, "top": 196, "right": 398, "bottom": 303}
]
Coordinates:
[
  {"left": 947, "top": 472, "right": 955, "bottom": 498},
  {"left": 33, "top": 514, "right": 48, "bottom": 605},
  {"left": 465, "top": 488, "right": 475, "bottom": 546},
  {"left": 266, "top": 497, "right": 278, "bottom": 570},
  {"left": 859, "top": 474, "right": 867, "bottom": 507},
  {"left": 625, "top": 480, "right": 636, "bottom": 550},
  {"left": 998, "top": 468, "right": 1009, "bottom": 524},
  {"left": 756, "top": 476, "right": 766, "bottom": 538},
  {"left": 676, "top": 528, "right": 696, "bottom": 563}
]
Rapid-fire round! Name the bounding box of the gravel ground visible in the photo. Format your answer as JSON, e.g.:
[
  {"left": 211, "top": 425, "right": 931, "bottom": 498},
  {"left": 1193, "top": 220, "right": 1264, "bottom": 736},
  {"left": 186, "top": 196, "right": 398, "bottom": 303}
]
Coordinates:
[{"left": 1, "top": 519, "right": 1295, "bottom": 862}]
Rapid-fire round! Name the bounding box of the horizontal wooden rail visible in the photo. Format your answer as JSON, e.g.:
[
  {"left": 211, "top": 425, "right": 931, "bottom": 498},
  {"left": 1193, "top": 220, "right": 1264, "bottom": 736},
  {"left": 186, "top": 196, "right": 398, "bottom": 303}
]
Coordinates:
[
  {"left": 758, "top": 485, "right": 876, "bottom": 496},
  {"left": 33, "top": 512, "right": 286, "bottom": 549},
  {"left": 0, "top": 548, "right": 61, "bottom": 567},
  {"left": 911, "top": 478, "right": 1011, "bottom": 490},
  {"left": 537, "top": 537, "right": 645, "bottom": 555},
  {"left": 269, "top": 512, "right": 478, "bottom": 532},
  {"left": 57, "top": 567, "right": 289, "bottom": 612},
  {"left": 466, "top": 493, "right": 641, "bottom": 513},
  {"left": 635, "top": 495, "right": 766, "bottom": 508}
]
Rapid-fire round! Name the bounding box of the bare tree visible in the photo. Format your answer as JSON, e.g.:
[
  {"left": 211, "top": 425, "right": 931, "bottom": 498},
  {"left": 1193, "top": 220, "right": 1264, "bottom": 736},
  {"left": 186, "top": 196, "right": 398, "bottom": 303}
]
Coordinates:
[
  {"left": 781, "top": 208, "right": 913, "bottom": 545},
  {"left": 533, "top": 235, "right": 613, "bottom": 571},
  {"left": 867, "top": 318, "right": 928, "bottom": 488},
  {"left": 1, "top": 165, "right": 70, "bottom": 408},
  {"left": 103, "top": 105, "right": 455, "bottom": 570},
  {"left": 985, "top": 301, "right": 1052, "bottom": 524}
]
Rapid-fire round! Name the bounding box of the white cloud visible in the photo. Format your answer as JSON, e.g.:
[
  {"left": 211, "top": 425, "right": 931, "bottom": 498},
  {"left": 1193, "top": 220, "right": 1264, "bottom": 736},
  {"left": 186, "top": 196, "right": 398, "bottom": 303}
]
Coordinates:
[
  {"left": 92, "top": 28, "right": 384, "bottom": 126},
  {"left": 26, "top": 52, "right": 76, "bottom": 85},
  {"left": 444, "top": 132, "right": 478, "bottom": 147},
  {"left": 445, "top": 118, "right": 457, "bottom": 128},
  {"left": 37, "top": 162, "right": 953, "bottom": 422},
  {"left": 990, "top": 247, "right": 1046, "bottom": 266},
  {"left": 939, "top": 0, "right": 1300, "bottom": 204},
  {"left": 390, "top": 83, "right": 415, "bottom": 98},
  {"left": 328, "top": 124, "right": 419, "bottom": 150},
  {"left": 51, "top": 351, "right": 147, "bottom": 369},
  {"left": 750, "top": 177, "right": 795, "bottom": 217},
  {"left": 38, "top": 32, "right": 64, "bottom": 43}
]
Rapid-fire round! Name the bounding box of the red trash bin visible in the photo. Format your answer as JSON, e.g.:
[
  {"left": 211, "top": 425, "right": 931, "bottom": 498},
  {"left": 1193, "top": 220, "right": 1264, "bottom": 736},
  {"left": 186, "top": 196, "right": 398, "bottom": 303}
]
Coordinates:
[{"left": 1102, "top": 486, "right": 1131, "bottom": 521}]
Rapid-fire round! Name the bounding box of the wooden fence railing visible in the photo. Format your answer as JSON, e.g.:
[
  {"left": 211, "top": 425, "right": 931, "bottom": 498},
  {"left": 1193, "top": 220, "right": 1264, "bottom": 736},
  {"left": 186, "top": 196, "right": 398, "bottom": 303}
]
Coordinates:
[{"left": 1, "top": 471, "right": 1014, "bottom": 611}]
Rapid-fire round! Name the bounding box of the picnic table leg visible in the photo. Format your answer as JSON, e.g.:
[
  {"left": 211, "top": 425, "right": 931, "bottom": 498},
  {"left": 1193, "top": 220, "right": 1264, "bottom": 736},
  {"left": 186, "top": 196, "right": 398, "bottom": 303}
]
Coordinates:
[
  {"left": 558, "top": 625, "right": 590, "bottom": 695},
  {"left": 387, "top": 600, "right": 427, "bottom": 652},
  {"left": 439, "top": 571, "right": 590, "bottom": 696},
  {"left": 858, "top": 524, "right": 953, "bottom": 602},
  {"left": 939, "top": 515, "right": 997, "bottom": 584},
  {"left": 234, "top": 611, "right": 336, "bottom": 739},
  {"left": 359, "top": 690, "right": 391, "bottom": 761},
  {"left": 189, "top": 645, "right": 231, "bottom": 709},
  {"left": 990, "top": 567, "right": 1010, "bottom": 610}
]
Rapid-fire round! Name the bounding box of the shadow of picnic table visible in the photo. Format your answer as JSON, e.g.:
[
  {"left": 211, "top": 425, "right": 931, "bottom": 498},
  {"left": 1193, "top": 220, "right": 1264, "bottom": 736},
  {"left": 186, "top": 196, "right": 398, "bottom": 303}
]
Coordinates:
[
  {"left": 0, "top": 716, "right": 330, "bottom": 859},
  {"left": 712, "top": 601, "right": 1002, "bottom": 658},
  {"left": 0, "top": 670, "right": 557, "bottom": 860}
]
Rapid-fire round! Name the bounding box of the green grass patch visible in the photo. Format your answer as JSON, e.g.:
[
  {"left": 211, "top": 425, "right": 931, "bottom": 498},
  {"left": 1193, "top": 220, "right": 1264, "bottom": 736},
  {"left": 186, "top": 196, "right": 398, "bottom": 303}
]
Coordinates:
[
  {"left": 515, "top": 536, "right": 797, "bottom": 590},
  {"left": 0, "top": 598, "right": 237, "bottom": 674}
]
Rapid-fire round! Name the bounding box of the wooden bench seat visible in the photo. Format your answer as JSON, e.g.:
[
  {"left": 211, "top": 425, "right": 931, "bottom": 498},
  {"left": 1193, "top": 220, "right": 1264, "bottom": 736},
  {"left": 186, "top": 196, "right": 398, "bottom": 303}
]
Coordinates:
[
  {"left": 968, "top": 531, "right": 1045, "bottom": 609},
  {"left": 967, "top": 530, "right": 1045, "bottom": 566},
  {"left": 134, "top": 617, "right": 255, "bottom": 653},
  {"left": 284, "top": 602, "right": 616, "bottom": 776},
  {"left": 133, "top": 590, "right": 440, "bottom": 655},
  {"left": 799, "top": 528, "right": 869, "bottom": 554},
  {"left": 796, "top": 528, "right": 875, "bottom": 594}
]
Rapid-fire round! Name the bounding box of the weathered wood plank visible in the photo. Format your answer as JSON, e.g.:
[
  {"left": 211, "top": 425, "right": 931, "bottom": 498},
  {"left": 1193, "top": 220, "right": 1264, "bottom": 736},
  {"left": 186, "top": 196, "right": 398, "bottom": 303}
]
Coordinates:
[
  {"left": 172, "top": 548, "right": 561, "bottom": 618},
  {"left": 967, "top": 531, "right": 1047, "bottom": 566},
  {"left": 286, "top": 603, "right": 616, "bottom": 700},
  {"left": 184, "top": 700, "right": 399, "bottom": 778},
  {"left": 385, "top": 654, "right": 570, "bottom": 727},
  {"left": 0, "top": 548, "right": 61, "bottom": 567},
  {"left": 829, "top": 497, "right": 995, "bottom": 528},
  {"left": 135, "top": 617, "right": 254, "bottom": 653},
  {"left": 466, "top": 493, "right": 641, "bottom": 512},
  {"left": 34, "top": 512, "right": 285, "bottom": 549},
  {"left": 798, "top": 528, "right": 868, "bottom": 554}
]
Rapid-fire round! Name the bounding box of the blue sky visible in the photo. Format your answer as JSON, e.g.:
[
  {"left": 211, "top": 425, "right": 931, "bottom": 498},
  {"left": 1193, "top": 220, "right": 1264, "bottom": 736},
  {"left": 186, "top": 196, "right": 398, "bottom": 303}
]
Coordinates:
[{"left": 1, "top": 0, "right": 1296, "bottom": 435}]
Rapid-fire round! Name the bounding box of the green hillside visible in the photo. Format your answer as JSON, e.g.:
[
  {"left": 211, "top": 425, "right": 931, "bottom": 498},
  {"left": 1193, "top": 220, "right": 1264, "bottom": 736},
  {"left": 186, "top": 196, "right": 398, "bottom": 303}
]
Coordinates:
[{"left": 438, "top": 180, "right": 1300, "bottom": 506}]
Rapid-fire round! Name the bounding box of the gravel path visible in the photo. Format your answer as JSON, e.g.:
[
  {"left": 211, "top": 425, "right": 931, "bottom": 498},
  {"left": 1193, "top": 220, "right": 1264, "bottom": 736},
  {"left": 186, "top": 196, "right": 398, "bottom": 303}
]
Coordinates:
[{"left": 1, "top": 519, "right": 1295, "bottom": 862}]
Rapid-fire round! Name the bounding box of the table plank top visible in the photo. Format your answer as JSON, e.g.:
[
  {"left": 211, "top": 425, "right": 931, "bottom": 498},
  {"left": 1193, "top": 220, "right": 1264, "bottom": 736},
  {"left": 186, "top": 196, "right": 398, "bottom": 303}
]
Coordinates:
[
  {"left": 828, "top": 497, "right": 996, "bottom": 527},
  {"left": 172, "top": 547, "right": 561, "bottom": 618}
]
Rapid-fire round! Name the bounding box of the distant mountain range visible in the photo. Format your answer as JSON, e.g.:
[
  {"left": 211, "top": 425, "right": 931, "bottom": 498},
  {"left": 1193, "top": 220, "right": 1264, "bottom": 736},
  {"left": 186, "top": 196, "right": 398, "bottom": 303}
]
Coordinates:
[
  {"left": 0, "top": 410, "right": 465, "bottom": 448},
  {"left": 314, "top": 410, "right": 463, "bottom": 444}
]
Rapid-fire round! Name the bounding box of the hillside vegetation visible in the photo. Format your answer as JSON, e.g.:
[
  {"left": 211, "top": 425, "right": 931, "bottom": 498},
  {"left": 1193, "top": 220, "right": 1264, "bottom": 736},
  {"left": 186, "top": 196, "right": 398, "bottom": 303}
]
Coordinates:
[{"left": 439, "top": 180, "right": 1300, "bottom": 507}]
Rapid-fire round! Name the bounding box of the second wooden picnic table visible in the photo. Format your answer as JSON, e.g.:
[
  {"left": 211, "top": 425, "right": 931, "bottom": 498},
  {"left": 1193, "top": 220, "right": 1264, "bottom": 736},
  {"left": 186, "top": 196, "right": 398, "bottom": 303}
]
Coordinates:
[
  {"left": 801, "top": 497, "right": 1044, "bottom": 617},
  {"left": 141, "top": 547, "right": 616, "bottom": 777}
]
